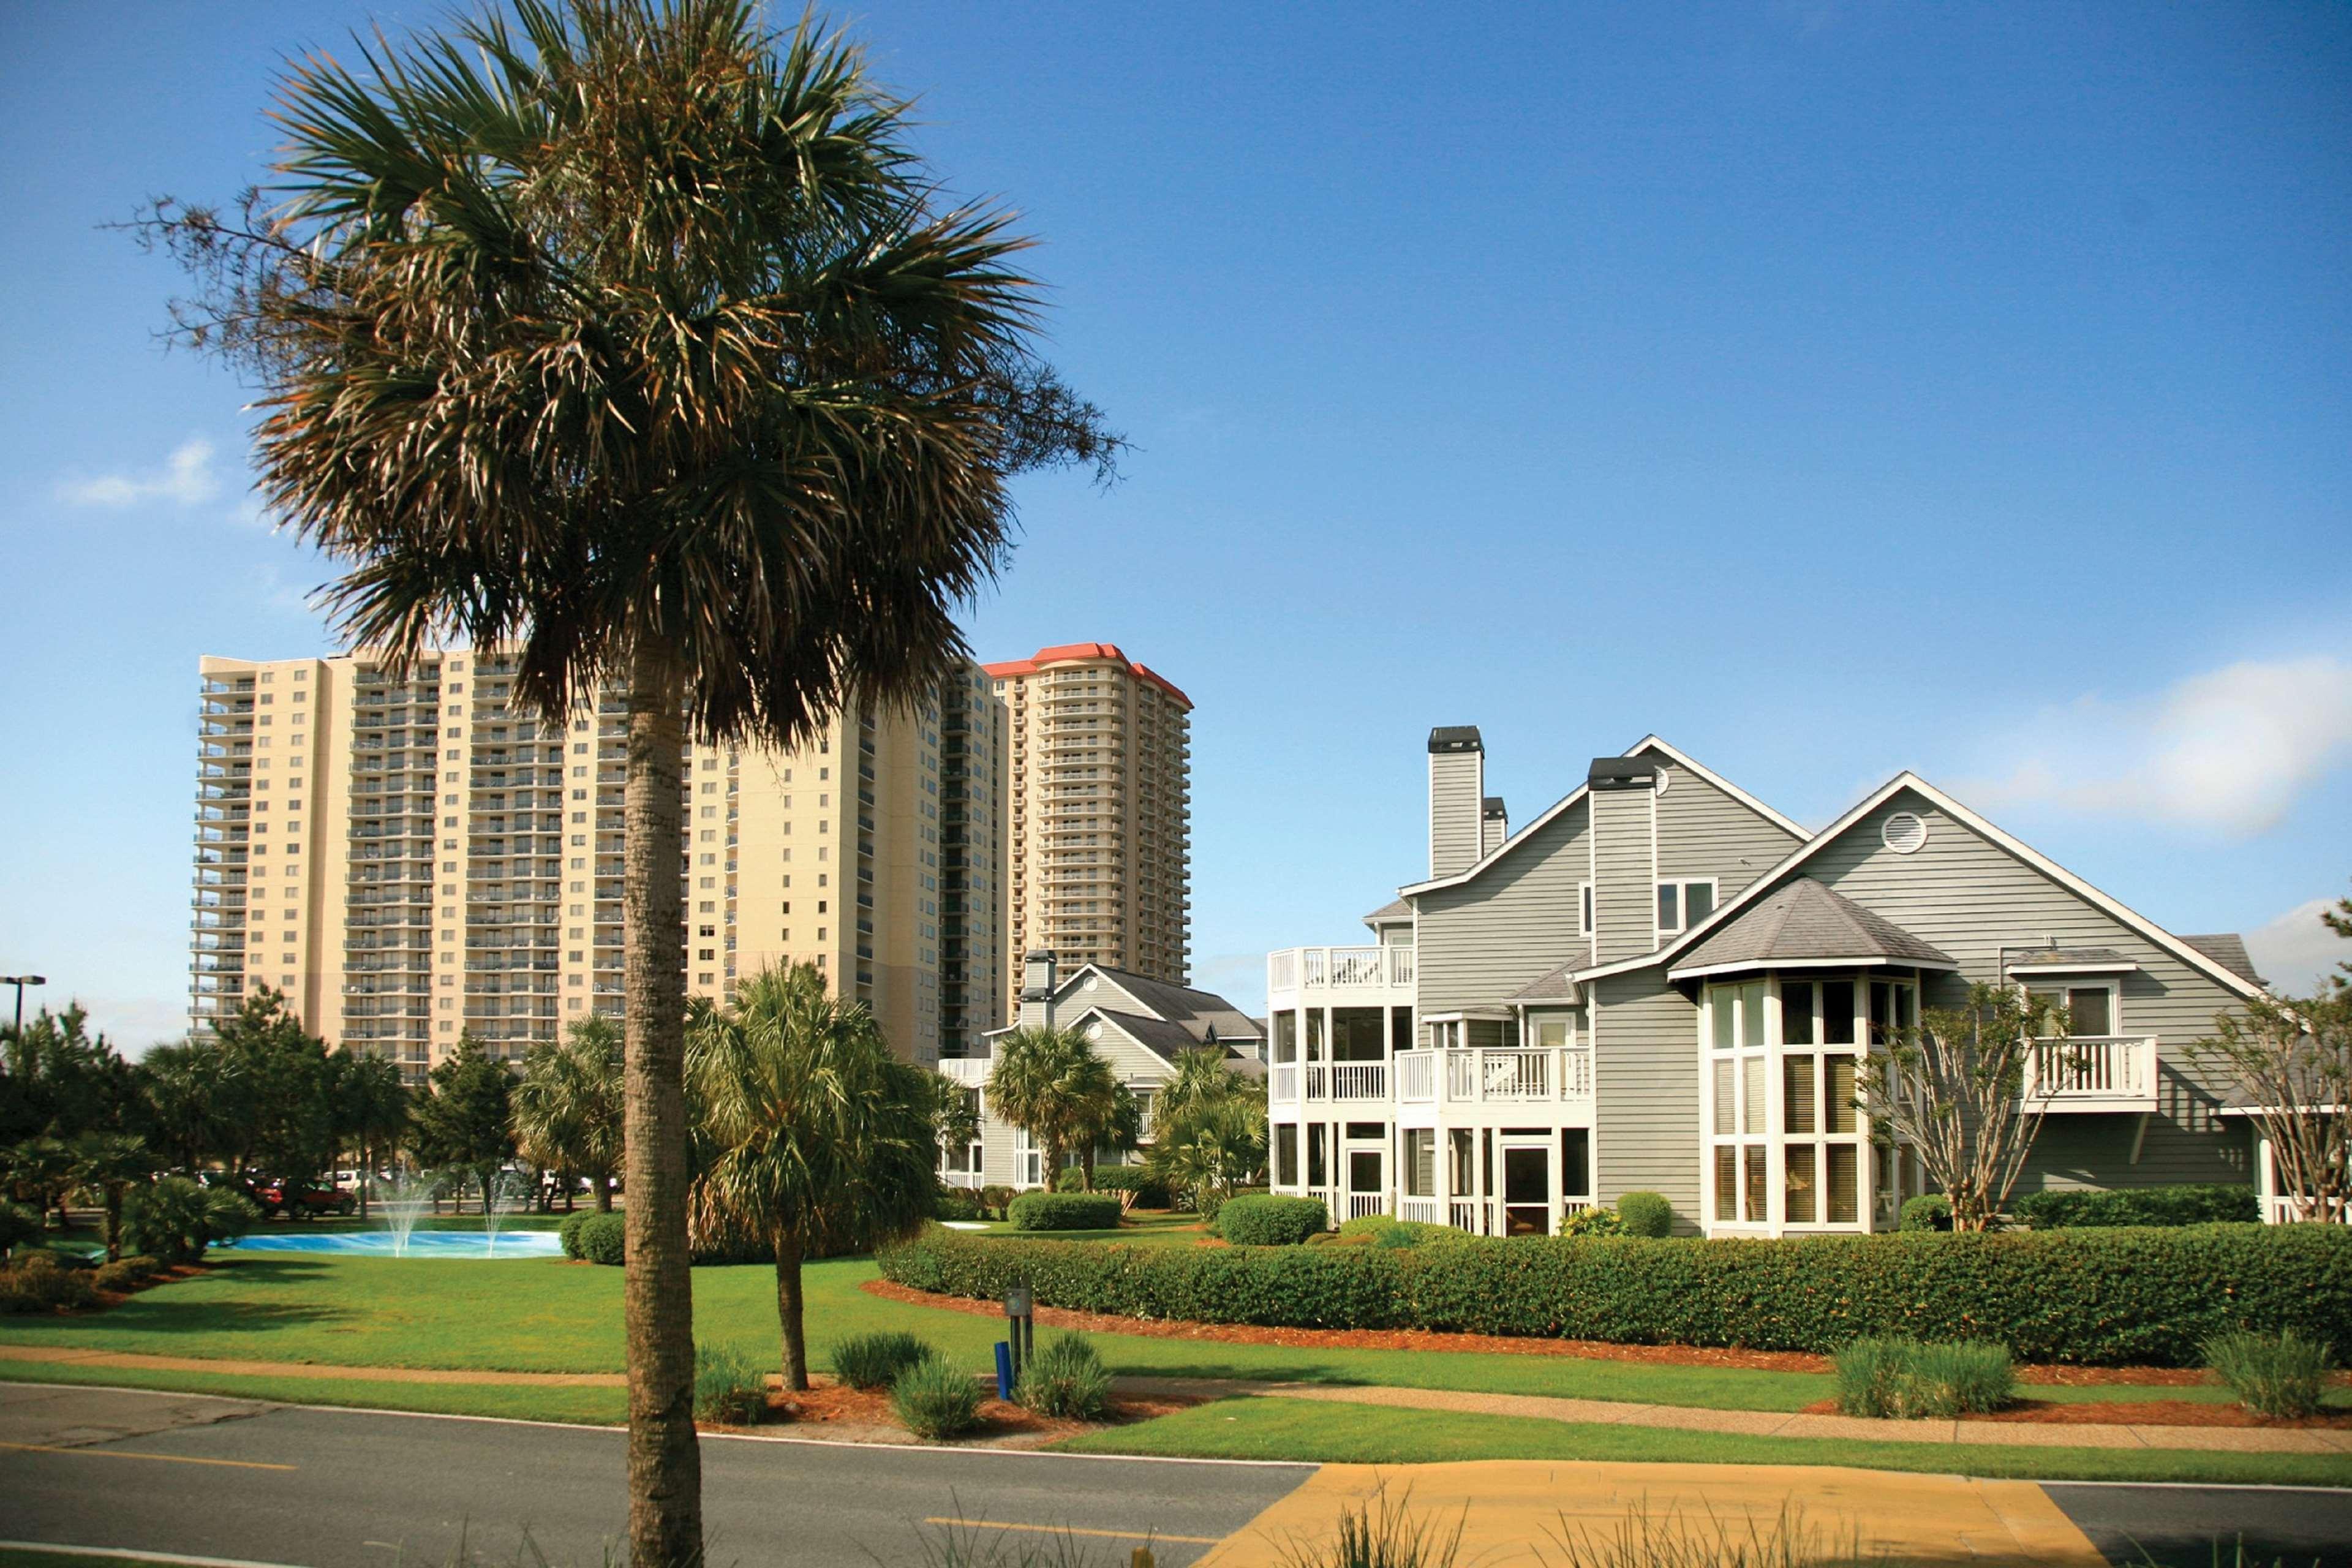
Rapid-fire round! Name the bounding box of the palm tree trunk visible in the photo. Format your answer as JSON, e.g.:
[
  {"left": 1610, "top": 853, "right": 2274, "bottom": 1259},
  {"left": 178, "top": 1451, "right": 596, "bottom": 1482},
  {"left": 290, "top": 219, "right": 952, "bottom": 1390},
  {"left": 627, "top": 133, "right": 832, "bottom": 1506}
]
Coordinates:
[
  {"left": 357, "top": 1138, "right": 370, "bottom": 1221},
  {"left": 620, "top": 641, "right": 703, "bottom": 1568},
  {"left": 104, "top": 1189, "right": 123, "bottom": 1262},
  {"left": 597, "top": 1173, "right": 614, "bottom": 1213},
  {"left": 774, "top": 1229, "right": 809, "bottom": 1392}
]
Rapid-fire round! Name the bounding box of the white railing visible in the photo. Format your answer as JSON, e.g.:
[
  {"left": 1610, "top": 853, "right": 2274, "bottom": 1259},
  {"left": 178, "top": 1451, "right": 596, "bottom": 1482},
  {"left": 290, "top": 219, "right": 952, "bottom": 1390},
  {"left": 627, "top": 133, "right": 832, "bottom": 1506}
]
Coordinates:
[
  {"left": 1346, "top": 1193, "right": 1387, "bottom": 1221},
  {"left": 2264, "top": 1194, "right": 2351, "bottom": 1226},
  {"left": 1396, "top": 1050, "right": 1436, "bottom": 1102},
  {"left": 1268, "top": 944, "right": 1415, "bottom": 997},
  {"left": 1330, "top": 1063, "right": 1388, "bottom": 1101},
  {"left": 938, "top": 1169, "right": 983, "bottom": 1189},
  {"left": 1400, "top": 1197, "right": 1441, "bottom": 1224},
  {"left": 935, "top": 1057, "right": 991, "bottom": 1087},
  {"left": 1447, "top": 1197, "right": 1491, "bottom": 1234},
  {"left": 2022, "top": 1036, "right": 2157, "bottom": 1108},
  {"left": 1272, "top": 1064, "right": 1300, "bottom": 1101}
]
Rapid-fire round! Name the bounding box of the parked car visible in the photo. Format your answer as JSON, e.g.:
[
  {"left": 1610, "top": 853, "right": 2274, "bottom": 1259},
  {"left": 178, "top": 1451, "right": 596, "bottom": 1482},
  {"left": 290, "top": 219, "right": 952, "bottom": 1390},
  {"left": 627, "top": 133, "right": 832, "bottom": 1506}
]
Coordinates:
[{"left": 257, "top": 1178, "right": 357, "bottom": 1219}]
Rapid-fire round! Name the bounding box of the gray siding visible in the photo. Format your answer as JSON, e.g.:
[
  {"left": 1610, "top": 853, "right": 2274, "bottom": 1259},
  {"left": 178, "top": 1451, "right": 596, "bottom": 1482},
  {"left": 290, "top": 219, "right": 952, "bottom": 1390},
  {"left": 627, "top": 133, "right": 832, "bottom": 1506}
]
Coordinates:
[
  {"left": 1415, "top": 798, "right": 1590, "bottom": 1026},
  {"left": 1650, "top": 762, "right": 1804, "bottom": 899},
  {"left": 1591, "top": 973, "right": 1703, "bottom": 1232},
  {"left": 1428, "top": 752, "right": 1483, "bottom": 879},
  {"left": 1797, "top": 788, "right": 2258, "bottom": 1193},
  {"left": 1591, "top": 787, "right": 1654, "bottom": 965}
]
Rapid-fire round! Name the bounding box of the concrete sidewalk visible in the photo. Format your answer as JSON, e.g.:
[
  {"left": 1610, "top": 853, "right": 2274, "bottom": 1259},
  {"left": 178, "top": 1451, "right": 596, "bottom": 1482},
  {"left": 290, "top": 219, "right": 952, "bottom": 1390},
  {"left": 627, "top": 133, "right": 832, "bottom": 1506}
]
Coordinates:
[{"left": 1199, "top": 1460, "right": 2111, "bottom": 1567}]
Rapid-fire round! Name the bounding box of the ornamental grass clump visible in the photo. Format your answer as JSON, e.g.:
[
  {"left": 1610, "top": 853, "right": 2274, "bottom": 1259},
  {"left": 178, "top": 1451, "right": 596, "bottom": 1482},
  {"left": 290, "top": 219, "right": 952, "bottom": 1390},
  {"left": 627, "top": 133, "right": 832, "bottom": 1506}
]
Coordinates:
[
  {"left": 1015, "top": 1333, "right": 1112, "bottom": 1420},
  {"left": 833, "top": 1330, "right": 937, "bottom": 1392},
  {"left": 1833, "top": 1336, "right": 2013, "bottom": 1419},
  {"left": 892, "top": 1354, "right": 983, "bottom": 1439},
  {"left": 692, "top": 1346, "right": 768, "bottom": 1425},
  {"left": 2204, "top": 1329, "right": 2337, "bottom": 1420}
]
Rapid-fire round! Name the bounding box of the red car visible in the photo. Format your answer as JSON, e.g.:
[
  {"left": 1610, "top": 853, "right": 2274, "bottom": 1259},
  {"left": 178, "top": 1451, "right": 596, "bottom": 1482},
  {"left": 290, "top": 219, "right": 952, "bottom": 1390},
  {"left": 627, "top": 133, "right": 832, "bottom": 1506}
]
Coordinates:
[{"left": 258, "top": 1179, "right": 357, "bottom": 1219}]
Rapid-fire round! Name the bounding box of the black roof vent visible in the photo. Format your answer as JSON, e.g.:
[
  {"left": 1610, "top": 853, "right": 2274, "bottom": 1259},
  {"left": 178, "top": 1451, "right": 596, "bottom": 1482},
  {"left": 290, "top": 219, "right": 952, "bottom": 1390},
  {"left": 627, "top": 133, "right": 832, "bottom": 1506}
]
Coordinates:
[
  {"left": 1588, "top": 756, "right": 1660, "bottom": 790},
  {"left": 1428, "top": 725, "right": 1483, "bottom": 754}
]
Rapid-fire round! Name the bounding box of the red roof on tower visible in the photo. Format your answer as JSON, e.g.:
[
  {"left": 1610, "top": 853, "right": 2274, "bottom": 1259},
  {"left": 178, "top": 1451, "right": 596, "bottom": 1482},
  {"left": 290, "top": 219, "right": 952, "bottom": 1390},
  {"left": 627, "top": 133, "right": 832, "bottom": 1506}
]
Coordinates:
[{"left": 981, "top": 643, "right": 1191, "bottom": 708}]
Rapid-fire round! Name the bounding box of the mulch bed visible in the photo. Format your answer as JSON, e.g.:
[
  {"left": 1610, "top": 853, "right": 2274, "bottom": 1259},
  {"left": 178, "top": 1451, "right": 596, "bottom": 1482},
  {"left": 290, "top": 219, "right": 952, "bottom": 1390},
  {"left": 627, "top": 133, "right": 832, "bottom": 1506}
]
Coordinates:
[
  {"left": 864, "top": 1278, "right": 2283, "bottom": 1387},
  {"left": 694, "top": 1374, "right": 1196, "bottom": 1446},
  {"left": 1800, "top": 1397, "right": 2352, "bottom": 1429}
]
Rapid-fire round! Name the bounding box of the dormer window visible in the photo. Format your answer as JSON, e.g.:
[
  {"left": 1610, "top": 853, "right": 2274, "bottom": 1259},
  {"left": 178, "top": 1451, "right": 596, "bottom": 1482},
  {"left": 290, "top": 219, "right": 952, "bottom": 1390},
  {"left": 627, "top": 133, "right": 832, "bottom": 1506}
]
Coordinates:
[{"left": 1656, "top": 878, "right": 1717, "bottom": 936}]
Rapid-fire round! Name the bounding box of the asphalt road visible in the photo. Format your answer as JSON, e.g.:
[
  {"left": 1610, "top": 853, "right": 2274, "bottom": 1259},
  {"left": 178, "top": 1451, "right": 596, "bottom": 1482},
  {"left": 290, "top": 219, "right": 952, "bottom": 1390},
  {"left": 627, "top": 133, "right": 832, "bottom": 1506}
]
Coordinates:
[
  {"left": 6, "top": 1384, "right": 2350, "bottom": 1567},
  {"left": 0, "top": 1383, "right": 1312, "bottom": 1567},
  {"left": 2046, "top": 1482, "right": 2352, "bottom": 1567}
]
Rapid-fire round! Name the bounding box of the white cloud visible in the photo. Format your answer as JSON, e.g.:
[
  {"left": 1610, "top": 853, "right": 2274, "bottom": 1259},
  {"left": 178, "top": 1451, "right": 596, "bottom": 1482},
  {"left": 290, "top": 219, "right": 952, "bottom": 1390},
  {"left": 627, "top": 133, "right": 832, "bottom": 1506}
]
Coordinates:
[
  {"left": 2244, "top": 897, "right": 2350, "bottom": 997},
  {"left": 56, "top": 437, "right": 221, "bottom": 508},
  {"left": 1966, "top": 655, "right": 2352, "bottom": 837}
]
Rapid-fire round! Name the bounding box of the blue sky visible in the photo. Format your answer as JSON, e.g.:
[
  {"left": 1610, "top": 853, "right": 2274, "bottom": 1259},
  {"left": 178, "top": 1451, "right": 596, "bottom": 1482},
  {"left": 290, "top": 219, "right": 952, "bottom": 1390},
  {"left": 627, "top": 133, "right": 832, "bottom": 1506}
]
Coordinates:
[{"left": 2, "top": 2, "right": 2348, "bottom": 1046}]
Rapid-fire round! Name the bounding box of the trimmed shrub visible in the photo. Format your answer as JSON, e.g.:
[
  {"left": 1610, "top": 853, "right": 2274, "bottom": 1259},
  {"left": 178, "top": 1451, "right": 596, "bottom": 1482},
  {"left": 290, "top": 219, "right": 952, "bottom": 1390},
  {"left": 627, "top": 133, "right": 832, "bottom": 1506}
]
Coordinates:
[
  {"left": 2204, "top": 1329, "right": 2336, "bottom": 1420},
  {"left": 877, "top": 1221, "right": 2351, "bottom": 1368},
  {"left": 1016, "top": 1332, "right": 1112, "bottom": 1420},
  {"left": 832, "top": 1330, "right": 937, "bottom": 1392},
  {"left": 1834, "top": 1337, "right": 2013, "bottom": 1418},
  {"left": 1561, "top": 1205, "right": 1627, "bottom": 1237},
  {"left": 1216, "top": 1195, "right": 1327, "bottom": 1246},
  {"left": 1337, "top": 1215, "right": 1455, "bottom": 1250},
  {"left": 92, "top": 1257, "right": 157, "bottom": 1292},
  {"left": 1090, "top": 1164, "right": 1171, "bottom": 1211},
  {"left": 1899, "top": 1194, "right": 1952, "bottom": 1232},
  {"left": 1006, "top": 1192, "right": 1121, "bottom": 1232},
  {"left": 891, "top": 1354, "right": 982, "bottom": 1439},
  {"left": 558, "top": 1211, "right": 592, "bottom": 1259},
  {"left": 123, "top": 1178, "right": 258, "bottom": 1264},
  {"left": 0, "top": 1254, "right": 97, "bottom": 1314},
  {"left": 2014, "top": 1184, "right": 2259, "bottom": 1230},
  {"left": 932, "top": 1186, "right": 986, "bottom": 1223},
  {"left": 574, "top": 1212, "right": 627, "bottom": 1265},
  {"left": 1617, "top": 1191, "right": 1673, "bottom": 1238},
  {"left": 693, "top": 1346, "right": 767, "bottom": 1425}
]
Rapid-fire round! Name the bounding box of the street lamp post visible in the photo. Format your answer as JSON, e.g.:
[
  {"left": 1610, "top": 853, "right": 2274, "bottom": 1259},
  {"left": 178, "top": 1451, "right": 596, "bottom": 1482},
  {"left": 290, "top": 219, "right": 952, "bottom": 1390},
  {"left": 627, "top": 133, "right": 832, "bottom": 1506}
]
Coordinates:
[{"left": 2, "top": 975, "right": 46, "bottom": 1035}]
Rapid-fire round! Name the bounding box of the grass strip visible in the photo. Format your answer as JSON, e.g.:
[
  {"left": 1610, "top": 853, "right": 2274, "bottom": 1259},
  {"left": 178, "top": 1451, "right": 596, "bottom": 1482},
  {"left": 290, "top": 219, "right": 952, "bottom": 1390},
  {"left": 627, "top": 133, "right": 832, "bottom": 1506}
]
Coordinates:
[
  {"left": 0, "top": 1359, "right": 625, "bottom": 1426},
  {"left": 1056, "top": 1396, "right": 2352, "bottom": 1488}
]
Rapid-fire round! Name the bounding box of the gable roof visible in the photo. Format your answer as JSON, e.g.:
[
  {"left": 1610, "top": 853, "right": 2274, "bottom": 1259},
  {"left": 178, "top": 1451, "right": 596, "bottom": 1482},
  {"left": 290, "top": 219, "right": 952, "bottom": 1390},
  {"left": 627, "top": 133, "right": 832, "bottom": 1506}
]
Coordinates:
[
  {"left": 1668, "top": 878, "right": 1956, "bottom": 980},
  {"left": 1362, "top": 898, "right": 1413, "bottom": 926},
  {"left": 1577, "top": 772, "right": 2267, "bottom": 1002},
  {"left": 1061, "top": 965, "right": 1263, "bottom": 1046},
  {"left": 1508, "top": 956, "right": 1588, "bottom": 1002},
  {"left": 2182, "top": 934, "right": 2264, "bottom": 986},
  {"left": 1397, "top": 735, "right": 1807, "bottom": 898}
]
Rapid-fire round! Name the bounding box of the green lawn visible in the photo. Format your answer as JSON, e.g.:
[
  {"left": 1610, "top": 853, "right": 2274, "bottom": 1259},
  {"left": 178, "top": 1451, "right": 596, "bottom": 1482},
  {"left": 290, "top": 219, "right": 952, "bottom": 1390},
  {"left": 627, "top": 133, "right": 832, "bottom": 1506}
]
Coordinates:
[
  {"left": 0, "top": 1245, "right": 2318, "bottom": 1435},
  {"left": 1057, "top": 1395, "right": 2352, "bottom": 1488},
  {"left": 0, "top": 1358, "right": 624, "bottom": 1425}
]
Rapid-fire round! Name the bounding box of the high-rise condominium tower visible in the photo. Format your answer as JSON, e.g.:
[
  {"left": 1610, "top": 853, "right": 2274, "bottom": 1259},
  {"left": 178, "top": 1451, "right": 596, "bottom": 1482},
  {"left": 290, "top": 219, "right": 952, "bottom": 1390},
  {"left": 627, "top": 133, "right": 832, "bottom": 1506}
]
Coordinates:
[
  {"left": 981, "top": 643, "right": 1192, "bottom": 1006},
  {"left": 191, "top": 649, "right": 1006, "bottom": 1079}
]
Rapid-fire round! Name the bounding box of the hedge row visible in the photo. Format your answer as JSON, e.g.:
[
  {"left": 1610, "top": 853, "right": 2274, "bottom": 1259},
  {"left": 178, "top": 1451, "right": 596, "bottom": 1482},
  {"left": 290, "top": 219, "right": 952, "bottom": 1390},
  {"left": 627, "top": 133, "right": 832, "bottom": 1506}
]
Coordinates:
[
  {"left": 2013, "top": 1183, "right": 2258, "bottom": 1229},
  {"left": 876, "top": 1221, "right": 2352, "bottom": 1367}
]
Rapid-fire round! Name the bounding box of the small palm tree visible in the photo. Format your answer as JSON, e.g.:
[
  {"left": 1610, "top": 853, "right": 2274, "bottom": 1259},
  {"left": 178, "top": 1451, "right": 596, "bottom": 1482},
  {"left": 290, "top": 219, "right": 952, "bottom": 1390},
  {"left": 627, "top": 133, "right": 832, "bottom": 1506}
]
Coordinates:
[
  {"left": 1147, "top": 1096, "right": 1268, "bottom": 1216},
  {"left": 688, "top": 963, "right": 936, "bottom": 1390},
  {"left": 143, "top": 4, "right": 1112, "bottom": 1558},
  {"left": 987, "top": 1027, "right": 1120, "bottom": 1190},
  {"left": 514, "top": 1017, "right": 625, "bottom": 1212},
  {"left": 69, "top": 1133, "right": 155, "bottom": 1262},
  {"left": 1157, "top": 1046, "right": 1246, "bottom": 1126}
]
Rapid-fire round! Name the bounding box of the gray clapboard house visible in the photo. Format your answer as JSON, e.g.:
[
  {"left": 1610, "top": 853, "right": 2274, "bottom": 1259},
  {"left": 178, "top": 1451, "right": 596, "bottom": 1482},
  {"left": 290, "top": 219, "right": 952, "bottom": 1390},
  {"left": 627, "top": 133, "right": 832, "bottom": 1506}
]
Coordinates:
[
  {"left": 938, "top": 955, "right": 1264, "bottom": 1189},
  {"left": 1266, "top": 727, "right": 2286, "bottom": 1237}
]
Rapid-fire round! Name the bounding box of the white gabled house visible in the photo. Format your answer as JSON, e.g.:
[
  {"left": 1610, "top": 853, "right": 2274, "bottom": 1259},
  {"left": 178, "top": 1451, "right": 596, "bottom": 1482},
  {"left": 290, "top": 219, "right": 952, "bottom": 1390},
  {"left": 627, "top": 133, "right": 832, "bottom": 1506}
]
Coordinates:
[
  {"left": 938, "top": 953, "right": 1264, "bottom": 1189},
  {"left": 1267, "top": 726, "right": 2289, "bottom": 1237}
]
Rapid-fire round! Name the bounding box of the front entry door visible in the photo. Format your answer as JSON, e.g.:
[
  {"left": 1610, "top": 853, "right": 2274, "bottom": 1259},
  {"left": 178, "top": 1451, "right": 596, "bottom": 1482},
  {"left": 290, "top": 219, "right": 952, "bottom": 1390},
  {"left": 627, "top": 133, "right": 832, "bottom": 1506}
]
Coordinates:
[
  {"left": 1502, "top": 1144, "right": 1551, "bottom": 1234},
  {"left": 1346, "top": 1147, "right": 1384, "bottom": 1223}
]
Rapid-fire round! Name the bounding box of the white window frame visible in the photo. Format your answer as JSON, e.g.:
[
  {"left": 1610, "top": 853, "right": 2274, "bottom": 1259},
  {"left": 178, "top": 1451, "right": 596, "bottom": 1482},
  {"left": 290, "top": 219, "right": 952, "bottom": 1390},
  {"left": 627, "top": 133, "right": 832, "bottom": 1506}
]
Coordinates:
[
  {"left": 1701, "top": 971, "right": 1910, "bottom": 1236},
  {"left": 1014, "top": 1128, "right": 1043, "bottom": 1189},
  {"left": 1654, "top": 877, "right": 1721, "bottom": 940},
  {"left": 2019, "top": 978, "right": 2122, "bottom": 1040}
]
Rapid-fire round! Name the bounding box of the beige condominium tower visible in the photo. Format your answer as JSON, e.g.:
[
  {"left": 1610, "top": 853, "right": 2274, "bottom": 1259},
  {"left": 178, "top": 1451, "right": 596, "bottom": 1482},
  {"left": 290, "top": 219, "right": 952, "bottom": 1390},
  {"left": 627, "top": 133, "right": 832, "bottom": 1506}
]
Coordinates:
[
  {"left": 981, "top": 643, "right": 1192, "bottom": 1005},
  {"left": 192, "top": 650, "right": 1007, "bottom": 1080}
]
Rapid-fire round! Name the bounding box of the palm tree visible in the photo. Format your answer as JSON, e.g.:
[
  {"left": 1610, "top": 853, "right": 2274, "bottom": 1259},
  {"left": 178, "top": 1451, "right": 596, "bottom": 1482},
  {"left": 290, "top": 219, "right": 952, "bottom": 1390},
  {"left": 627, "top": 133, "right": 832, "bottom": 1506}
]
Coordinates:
[
  {"left": 68, "top": 1133, "right": 154, "bottom": 1262},
  {"left": 1147, "top": 1095, "right": 1269, "bottom": 1216},
  {"left": 1156, "top": 1046, "right": 1246, "bottom": 1125},
  {"left": 986, "top": 1027, "right": 1118, "bottom": 1190},
  {"left": 138, "top": 1037, "right": 246, "bottom": 1175},
  {"left": 143, "top": 5, "right": 1112, "bottom": 1558},
  {"left": 514, "top": 1017, "right": 625, "bottom": 1212},
  {"left": 331, "top": 1053, "right": 410, "bottom": 1220},
  {"left": 687, "top": 963, "right": 935, "bottom": 1390}
]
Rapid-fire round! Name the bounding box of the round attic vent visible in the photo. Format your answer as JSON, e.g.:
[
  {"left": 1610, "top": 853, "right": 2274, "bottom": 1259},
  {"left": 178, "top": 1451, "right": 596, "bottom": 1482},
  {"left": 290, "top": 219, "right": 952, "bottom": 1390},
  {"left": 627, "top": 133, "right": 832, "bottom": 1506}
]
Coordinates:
[
  {"left": 1083, "top": 975, "right": 1098, "bottom": 993},
  {"left": 1085, "top": 1020, "right": 1102, "bottom": 1041},
  {"left": 1882, "top": 812, "right": 1928, "bottom": 854}
]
